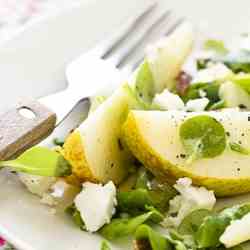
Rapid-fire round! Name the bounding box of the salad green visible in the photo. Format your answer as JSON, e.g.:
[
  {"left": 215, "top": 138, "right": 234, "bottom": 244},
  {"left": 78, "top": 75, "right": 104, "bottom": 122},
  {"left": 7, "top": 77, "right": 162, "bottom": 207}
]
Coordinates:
[
  {"left": 0, "top": 146, "right": 71, "bottom": 177},
  {"left": 179, "top": 115, "right": 226, "bottom": 163},
  {"left": 5, "top": 24, "right": 250, "bottom": 250},
  {"left": 100, "top": 210, "right": 162, "bottom": 241}
]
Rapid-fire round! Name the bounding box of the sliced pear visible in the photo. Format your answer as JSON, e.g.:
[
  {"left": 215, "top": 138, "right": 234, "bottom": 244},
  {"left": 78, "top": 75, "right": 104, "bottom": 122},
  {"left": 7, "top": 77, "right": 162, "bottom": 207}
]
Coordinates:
[
  {"left": 63, "top": 84, "right": 138, "bottom": 184},
  {"left": 122, "top": 110, "right": 250, "bottom": 196},
  {"left": 63, "top": 23, "right": 194, "bottom": 185},
  {"left": 219, "top": 81, "right": 250, "bottom": 109},
  {"left": 146, "top": 22, "right": 194, "bottom": 92}
]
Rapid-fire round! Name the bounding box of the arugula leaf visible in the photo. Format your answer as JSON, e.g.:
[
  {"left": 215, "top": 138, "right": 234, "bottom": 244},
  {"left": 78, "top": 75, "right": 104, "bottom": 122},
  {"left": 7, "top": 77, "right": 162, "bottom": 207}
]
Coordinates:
[
  {"left": 117, "top": 189, "right": 154, "bottom": 213},
  {"left": 135, "top": 60, "right": 155, "bottom": 104},
  {"left": 179, "top": 115, "right": 226, "bottom": 163},
  {"left": 144, "top": 205, "right": 164, "bottom": 223},
  {"left": 100, "top": 240, "right": 111, "bottom": 250},
  {"left": 182, "top": 82, "right": 220, "bottom": 108},
  {"left": 118, "top": 169, "right": 176, "bottom": 214},
  {"left": 196, "top": 203, "right": 250, "bottom": 248},
  {"left": 65, "top": 204, "right": 86, "bottom": 230},
  {"left": 0, "top": 147, "right": 71, "bottom": 177},
  {"left": 178, "top": 209, "right": 212, "bottom": 235},
  {"left": 208, "top": 100, "right": 226, "bottom": 110},
  {"left": 168, "top": 230, "right": 196, "bottom": 250},
  {"left": 197, "top": 51, "right": 250, "bottom": 73},
  {"left": 135, "top": 225, "right": 172, "bottom": 250},
  {"left": 204, "top": 39, "right": 229, "bottom": 55},
  {"left": 100, "top": 211, "right": 160, "bottom": 241},
  {"left": 229, "top": 142, "right": 250, "bottom": 155}
]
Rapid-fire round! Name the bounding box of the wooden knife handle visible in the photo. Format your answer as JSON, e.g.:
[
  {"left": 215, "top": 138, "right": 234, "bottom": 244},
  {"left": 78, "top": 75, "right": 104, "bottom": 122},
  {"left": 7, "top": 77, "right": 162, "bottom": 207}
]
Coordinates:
[{"left": 0, "top": 98, "right": 56, "bottom": 160}]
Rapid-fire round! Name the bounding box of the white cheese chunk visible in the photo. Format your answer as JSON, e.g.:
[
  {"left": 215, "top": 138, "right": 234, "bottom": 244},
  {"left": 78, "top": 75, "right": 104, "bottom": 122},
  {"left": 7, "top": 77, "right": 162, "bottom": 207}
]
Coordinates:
[
  {"left": 185, "top": 98, "right": 209, "bottom": 112},
  {"left": 153, "top": 89, "right": 185, "bottom": 111},
  {"left": 220, "top": 212, "right": 250, "bottom": 248},
  {"left": 193, "top": 63, "right": 232, "bottom": 83},
  {"left": 163, "top": 178, "right": 216, "bottom": 227},
  {"left": 74, "top": 181, "right": 117, "bottom": 232},
  {"left": 18, "top": 173, "right": 56, "bottom": 197}
]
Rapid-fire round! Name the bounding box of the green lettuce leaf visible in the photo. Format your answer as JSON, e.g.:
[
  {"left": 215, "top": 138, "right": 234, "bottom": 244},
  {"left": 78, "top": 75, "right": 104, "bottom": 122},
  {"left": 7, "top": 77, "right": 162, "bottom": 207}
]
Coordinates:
[
  {"left": 100, "top": 240, "right": 111, "bottom": 250},
  {"left": 135, "top": 225, "right": 172, "bottom": 250},
  {"left": 0, "top": 146, "right": 71, "bottom": 177},
  {"left": 117, "top": 170, "right": 176, "bottom": 214},
  {"left": 178, "top": 209, "right": 212, "bottom": 235},
  {"left": 196, "top": 203, "right": 250, "bottom": 248},
  {"left": 100, "top": 211, "right": 162, "bottom": 241},
  {"left": 182, "top": 82, "right": 220, "bottom": 107}
]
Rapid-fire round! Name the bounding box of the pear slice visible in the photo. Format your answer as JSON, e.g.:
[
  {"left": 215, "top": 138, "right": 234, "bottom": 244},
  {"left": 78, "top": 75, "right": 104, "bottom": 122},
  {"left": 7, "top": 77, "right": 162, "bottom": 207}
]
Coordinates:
[
  {"left": 63, "top": 84, "right": 138, "bottom": 184},
  {"left": 122, "top": 110, "right": 250, "bottom": 196},
  {"left": 63, "top": 23, "right": 194, "bottom": 185},
  {"left": 147, "top": 22, "right": 194, "bottom": 92},
  {"left": 219, "top": 81, "right": 250, "bottom": 109}
]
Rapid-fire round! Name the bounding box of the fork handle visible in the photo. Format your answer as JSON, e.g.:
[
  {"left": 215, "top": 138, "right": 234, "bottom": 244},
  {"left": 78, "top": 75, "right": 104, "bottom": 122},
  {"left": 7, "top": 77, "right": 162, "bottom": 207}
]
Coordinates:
[{"left": 0, "top": 98, "right": 56, "bottom": 160}]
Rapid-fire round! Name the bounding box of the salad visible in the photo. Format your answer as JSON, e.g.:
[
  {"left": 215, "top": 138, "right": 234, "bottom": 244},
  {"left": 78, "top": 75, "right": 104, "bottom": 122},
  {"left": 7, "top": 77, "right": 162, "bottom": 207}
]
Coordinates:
[{"left": 2, "top": 22, "right": 250, "bottom": 250}]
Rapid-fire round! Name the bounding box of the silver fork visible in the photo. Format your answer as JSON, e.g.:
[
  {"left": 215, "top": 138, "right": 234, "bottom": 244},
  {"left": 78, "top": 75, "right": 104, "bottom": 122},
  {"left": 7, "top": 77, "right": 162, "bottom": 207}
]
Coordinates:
[{"left": 39, "top": 3, "right": 184, "bottom": 141}]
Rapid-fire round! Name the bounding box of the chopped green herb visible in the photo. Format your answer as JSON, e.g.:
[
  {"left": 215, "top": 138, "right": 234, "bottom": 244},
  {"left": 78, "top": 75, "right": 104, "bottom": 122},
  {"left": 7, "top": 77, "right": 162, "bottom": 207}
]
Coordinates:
[
  {"left": 0, "top": 146, "right": 71, "bottom": 177},
  {"left": 229, "top": 142, "right": 250, "bottom": 155},
  {"left": 179, "top": 115, "right": 226, "bottom": 163},
  {"left": 204, "top": 39, "right": 229, "bottom": 55}
]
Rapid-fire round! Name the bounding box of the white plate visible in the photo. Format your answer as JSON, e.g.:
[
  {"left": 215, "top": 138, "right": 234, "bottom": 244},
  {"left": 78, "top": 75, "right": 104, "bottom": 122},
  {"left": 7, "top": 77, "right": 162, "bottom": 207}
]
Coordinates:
[{"left": 0, "top": 0, "right": 250, "bottom": 249}]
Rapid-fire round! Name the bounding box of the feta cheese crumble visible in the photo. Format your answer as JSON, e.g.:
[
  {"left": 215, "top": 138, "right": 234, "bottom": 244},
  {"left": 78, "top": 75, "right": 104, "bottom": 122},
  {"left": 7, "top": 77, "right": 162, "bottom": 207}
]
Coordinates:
[
  {"left": 193, "top": 63, "right": 232, "bottom": 83},
  {"left": 153, "top": 89, "right": 185, "bottom": 111},
  {"left": 18, "top": 173, "right": 56, "bottom": 197},
  {"left": 163, "top": 178, "right": 216, "bottom": 227},
  {"left": 185, "top": 97, "right": 209, "bottom": 112},
  {"left": 19, "top": 173, "right": 79, "bottom": 206},
  {"left": 220, "top": 212, "right": 250, "bottom": 248},
  {"left": 74, "top": 181, "right": 117, "bottom": 232}
]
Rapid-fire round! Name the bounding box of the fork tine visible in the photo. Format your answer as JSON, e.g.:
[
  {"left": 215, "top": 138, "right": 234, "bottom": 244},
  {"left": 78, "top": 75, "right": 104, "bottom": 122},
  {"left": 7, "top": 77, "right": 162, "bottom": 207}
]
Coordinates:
[
  {"left": 124, "top": 16, "right": 185, "bottom": 72},
  {"left": 90, "top": 2, "right": 156, "bottom": 58},
  {"left": 107, "top": 9, "right": 172, "bottom": 68}
]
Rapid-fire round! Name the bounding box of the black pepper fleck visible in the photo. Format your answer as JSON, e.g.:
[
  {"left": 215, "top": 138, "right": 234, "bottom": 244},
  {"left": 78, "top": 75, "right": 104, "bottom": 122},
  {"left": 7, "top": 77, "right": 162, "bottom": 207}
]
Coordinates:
[
  {"left": 238, "top": 141, "right": 242, "bottom": 145},
  {"left": 118, "top": 138, "right": 124, "bottom": 151},
  {"left": 180, "top": 154, "right": 186, "bottom": 159},
  {"left": 239, "top": 104, "right": 247, "bottom": 109},
  {"left": 248, "top": 116, "right": 250, "bottom": 121},
  {"left": 241, "top": 133, "right": 245, "bottom": 137},
  {"left": 226, "top": 132, "right": 230, "bottom": 137}
]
